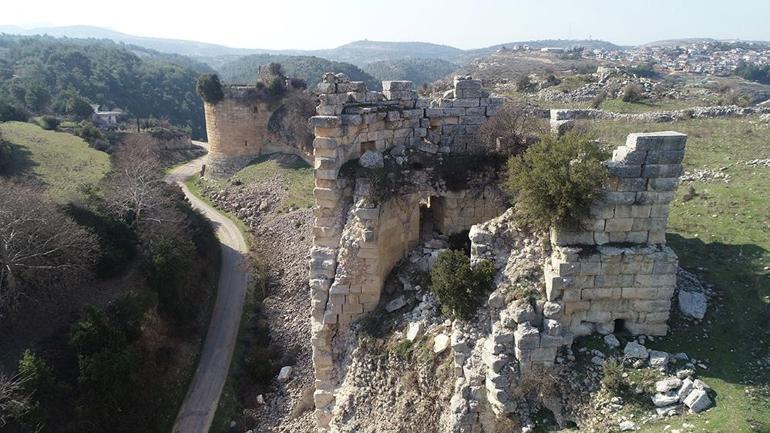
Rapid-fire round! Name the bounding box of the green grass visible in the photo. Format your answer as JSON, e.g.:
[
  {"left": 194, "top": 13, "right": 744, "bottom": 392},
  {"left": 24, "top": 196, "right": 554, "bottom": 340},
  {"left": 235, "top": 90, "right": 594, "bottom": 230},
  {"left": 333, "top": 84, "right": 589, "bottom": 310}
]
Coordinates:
[
  {"left": 0, "top": 121, "right": 110, "bottom": 202},
  {"left": 583, "top": 116, "right": 770, "bottom": 433},
  {"left": 229, "top": 155, "right": 314, "bottom": 210},
  {"left": 599, "top": 98, "right": 712, "bottom": 114}
]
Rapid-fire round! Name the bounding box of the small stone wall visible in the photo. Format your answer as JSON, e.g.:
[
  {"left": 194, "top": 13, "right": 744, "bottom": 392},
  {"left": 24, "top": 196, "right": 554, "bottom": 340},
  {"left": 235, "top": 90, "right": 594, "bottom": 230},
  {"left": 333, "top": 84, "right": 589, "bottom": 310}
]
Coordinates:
[{"left": 432, "top": 188, "right": 506, "bottom": 235}]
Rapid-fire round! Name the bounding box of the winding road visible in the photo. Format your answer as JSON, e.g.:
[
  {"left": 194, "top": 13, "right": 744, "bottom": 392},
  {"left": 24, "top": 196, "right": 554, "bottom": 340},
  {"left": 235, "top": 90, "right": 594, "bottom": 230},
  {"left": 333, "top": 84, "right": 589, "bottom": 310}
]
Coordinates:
[{"left": 166, "top": 149, "right": 250, "bottom": 433}]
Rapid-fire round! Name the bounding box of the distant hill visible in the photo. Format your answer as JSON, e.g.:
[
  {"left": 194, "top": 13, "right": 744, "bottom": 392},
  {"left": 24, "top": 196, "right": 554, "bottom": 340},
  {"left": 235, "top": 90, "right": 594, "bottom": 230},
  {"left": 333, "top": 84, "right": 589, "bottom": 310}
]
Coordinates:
[
  {"left": 314, "top": 40, "right": 464, "bottom": 65},
  {"left": 462, "top": 39, "right": 624, "bottom": 60},
  {"left": 363, "top": 58, "right": 459, "bottom": 86},
  {"left": 218, "top": 54, "right": 381, "bottom": 90},
  {"left": 642, "top": 38, "right": 770, "bottom": 48}
]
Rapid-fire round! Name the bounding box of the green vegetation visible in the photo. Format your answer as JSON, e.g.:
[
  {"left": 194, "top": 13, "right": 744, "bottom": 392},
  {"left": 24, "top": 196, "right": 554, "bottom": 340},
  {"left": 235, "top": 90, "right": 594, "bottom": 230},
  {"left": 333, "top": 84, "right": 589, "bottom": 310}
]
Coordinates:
[
  {"left": 0, "top": 34, "right": 209, "bottom": 138},
  {"left": 228, "top": 155, "right": 314, "bottom": 210},
  {"left": 735, "top": 62, "right": 770, "bottom": 85},
  {"left": 0, "top": 121, "right": 110, "bottom": 202},
  {"left": 581, "top": 116, "right": 770, "bottom": 432},
  {"left": 621, "top": 83, "right": 644, "bottom": 103},
  {"left": 218, "top": 53, "right": 380, "bottom": 89},
  {"left": 504, "top": 132, "right": 608, "bottom": 231},
  {"left": 196, "top": 73, "right": 225, "bottom": 104},
  {"left": 430, "top": 250, "right": 495, "bottom": 319}
]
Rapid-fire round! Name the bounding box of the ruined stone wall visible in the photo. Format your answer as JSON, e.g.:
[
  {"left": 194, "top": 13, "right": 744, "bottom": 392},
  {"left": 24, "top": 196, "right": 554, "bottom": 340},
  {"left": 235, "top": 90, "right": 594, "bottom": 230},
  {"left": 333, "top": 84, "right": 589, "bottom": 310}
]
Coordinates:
[
  {"left": 203, "top": 86, "right": 313, "bottom": 178},
  {"left": 309, "top": 73, "right": 505, "bottom": 431},
  {"left": 545, "top": 132, "right": 687, "bottom": 337},
  {"left": 432, "top": 188, "right": 506, "bottom": 235}
]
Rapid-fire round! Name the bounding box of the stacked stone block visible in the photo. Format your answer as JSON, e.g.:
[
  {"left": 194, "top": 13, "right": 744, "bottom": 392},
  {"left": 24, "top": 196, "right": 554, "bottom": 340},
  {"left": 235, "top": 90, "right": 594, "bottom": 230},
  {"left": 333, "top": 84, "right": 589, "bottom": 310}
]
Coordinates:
[
  {"left": 546, "top": 132, "right": 687, "bottom": 338},
  {"left": 431, "top": 188, "right": 506, "bottom": 235}
]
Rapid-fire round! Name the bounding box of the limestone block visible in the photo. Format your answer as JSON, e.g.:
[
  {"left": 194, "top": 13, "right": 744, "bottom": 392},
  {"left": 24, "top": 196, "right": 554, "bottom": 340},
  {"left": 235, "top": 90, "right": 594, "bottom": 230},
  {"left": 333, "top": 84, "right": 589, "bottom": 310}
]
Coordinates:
[
  {"left": 604, "top": 192, "right": 637, "bottom": 206},
  {"left": 646, "top": 150, "right": 685, "bottom": 165},
  {"left": 621, "top": 286, "right": 659, "bottom": 300},
  {"left": 550, "top": 228, "right": 595, "bottom": 246},
  {"left": 643, "top": 164, "right": 684, "bottom": 178},
  {"left": 605, "top": 217, "right": 634, "bottom": 231},
  {"left": 590, "top": 204, "right": 615, "bottom": 218},
  {"left": 514, "top": 323, "right": 540, "bottom": 350},
  {"left": 626, "top": 231, "right": 649, "bottom": 244},
  {"left": 382, "top": 81, "right": 414, "bottom": 91},
  {"left": 582, "top": 287, "right": 622, "bottom": 300},
  {"left": 632, "top": 299, "right": 672, "bottom": 313},
  {"left": 613, "top": 147, "right": 648, "bottom": 164},
  {"left": 606, "top": 161, "right": 642, "bottom": 178}
]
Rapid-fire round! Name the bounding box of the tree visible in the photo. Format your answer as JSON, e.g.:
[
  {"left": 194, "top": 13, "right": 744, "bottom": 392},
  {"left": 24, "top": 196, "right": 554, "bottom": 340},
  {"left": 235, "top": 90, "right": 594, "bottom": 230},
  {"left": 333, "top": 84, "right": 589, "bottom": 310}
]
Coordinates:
[
  {"left": 474, "top": 102, "right": 546, "bottom": 155},
  {"left": 431, "top": 250, "right": 495, "bottom": 319},
  {"left": 504, "top": 132, "right": 608, "bottom": 231},
  {"left": 23, "top": 85, "right": 50, "bottom": 112},
  {"left": 195, "top": 73, "right": 224, "bottom": 104},
  {"left": 621, "top": 84, "right": 644, "bottom": 103},
  {"left": 0, "top": 180, "right": 99, "bottom": 310},
  {"left": 103, "top": 141, "right": 175, "bottom": 227},
  {"left": 0, "top": 372, "right": 30, "bottom": 428}
]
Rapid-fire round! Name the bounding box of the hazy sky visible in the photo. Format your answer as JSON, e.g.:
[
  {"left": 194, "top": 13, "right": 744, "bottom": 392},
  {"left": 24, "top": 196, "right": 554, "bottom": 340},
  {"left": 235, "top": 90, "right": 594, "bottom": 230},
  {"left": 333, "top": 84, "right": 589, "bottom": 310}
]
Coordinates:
[{"left": 3, "top": 0, "right": 769, "bottom": 50}]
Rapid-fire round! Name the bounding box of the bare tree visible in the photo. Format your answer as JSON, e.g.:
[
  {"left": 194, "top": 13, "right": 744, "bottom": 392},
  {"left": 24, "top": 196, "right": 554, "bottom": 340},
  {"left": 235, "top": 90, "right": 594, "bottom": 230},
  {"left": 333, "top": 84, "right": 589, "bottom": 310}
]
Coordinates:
[
  {"left": 0, "top": 372, "right": 30, "bottom": 427},
  {"left": 0, "top": 181, "right": 98, "bottom": 311},
  {"left": 474, "top": 101, "right": 547, "bottom": 155},
  {"left": 104, "top": 141, "right": 174, "bottom": 227}
]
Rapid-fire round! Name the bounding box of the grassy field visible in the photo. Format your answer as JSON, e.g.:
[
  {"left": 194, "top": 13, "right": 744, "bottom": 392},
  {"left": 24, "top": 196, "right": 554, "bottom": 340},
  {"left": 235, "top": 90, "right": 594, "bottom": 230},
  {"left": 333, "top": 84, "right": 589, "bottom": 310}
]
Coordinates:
[
  {"left": 0, "top": 121, "right": 110, "bottom": 202},
  {"left": 207, "top": 154, "right": 315, "bottom": 211},
  {"left": 581, "top": 116, "right": 770, "bottom": 432}
]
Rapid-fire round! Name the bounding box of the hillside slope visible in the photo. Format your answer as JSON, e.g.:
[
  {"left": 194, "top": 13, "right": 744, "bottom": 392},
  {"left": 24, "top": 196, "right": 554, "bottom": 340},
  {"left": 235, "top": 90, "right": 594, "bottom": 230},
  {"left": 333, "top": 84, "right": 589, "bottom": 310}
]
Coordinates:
[{"left": 218, "top": 54, "right": 380, "bottom": 89}]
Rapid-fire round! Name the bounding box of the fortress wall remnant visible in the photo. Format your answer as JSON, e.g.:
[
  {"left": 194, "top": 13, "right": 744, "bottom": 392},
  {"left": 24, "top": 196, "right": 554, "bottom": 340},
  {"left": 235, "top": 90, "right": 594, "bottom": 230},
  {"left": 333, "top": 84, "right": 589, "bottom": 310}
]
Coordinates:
[
  {"left": 308, "top": 73, "right": 505, "bottom": 430},
  {"left": 203, "top": 85, "right": 313, "bottom": 178},
  {"left": 545, "top": 132, "right": 687, "bottom": 337}
]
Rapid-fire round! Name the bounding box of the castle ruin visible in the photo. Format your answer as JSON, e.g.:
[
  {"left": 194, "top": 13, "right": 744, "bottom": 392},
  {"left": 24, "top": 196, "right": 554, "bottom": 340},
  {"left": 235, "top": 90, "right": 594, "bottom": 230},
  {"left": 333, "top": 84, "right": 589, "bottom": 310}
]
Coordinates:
[
  {"left": 305, "top": 73, "right": 687, "bottom": 431},
  {"left": 202, "top": 84, "right": 315, "bottom": 177}
]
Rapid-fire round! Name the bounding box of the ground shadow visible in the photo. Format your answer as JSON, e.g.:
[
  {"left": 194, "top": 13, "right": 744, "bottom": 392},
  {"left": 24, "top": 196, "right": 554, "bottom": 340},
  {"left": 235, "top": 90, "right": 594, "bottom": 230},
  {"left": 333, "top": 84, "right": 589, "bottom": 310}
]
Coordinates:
[
  {"left": 655, "top": 233, "right": 769, "bottom": 402},
  {"left": 0, "top": 138, "right": 38, "bottom": 178}
]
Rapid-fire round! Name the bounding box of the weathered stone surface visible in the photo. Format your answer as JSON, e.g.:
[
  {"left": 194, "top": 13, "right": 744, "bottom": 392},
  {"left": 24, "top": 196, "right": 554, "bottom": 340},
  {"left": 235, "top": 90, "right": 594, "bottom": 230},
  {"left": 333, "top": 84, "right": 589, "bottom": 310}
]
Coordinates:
[
  {"left": 604, "top": 334, "right": 621, "bottom": 349},
  {"left": 277, "top": 366, "right": 293, "bottom": 382},
  {"left": 624, "top": 341, "right": 649, "bottom": 359},
  {"left": 678, "top": 289, "right": 707, "bottom": 319},
  {"left": 359, "top": 150, "right": 384, "bottom": 168},
  {"left": 655, "top": 377, "right": 682, "bottom": 393},
  {"left": 649, "top": 350, "right": 670, "bottom": 370},
  {"left": 683, "top": 389, "right": 712, "bottom": 413},
  {"left": 406, "top": 322, "right": 423, "bottom": 342},
  {"left": 434, "top": 334, "right": 451, "bottom": 354},
  {"left": 652, "top": 392, "right": 679, "bottom": 407}
]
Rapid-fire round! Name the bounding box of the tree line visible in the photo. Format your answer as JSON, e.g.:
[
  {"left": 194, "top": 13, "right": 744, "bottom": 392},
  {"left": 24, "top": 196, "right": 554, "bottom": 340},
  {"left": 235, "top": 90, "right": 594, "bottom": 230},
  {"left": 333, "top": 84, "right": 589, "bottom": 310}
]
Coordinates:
[{"left": 0, "top": 35, "right": 210, "bottom": 138}]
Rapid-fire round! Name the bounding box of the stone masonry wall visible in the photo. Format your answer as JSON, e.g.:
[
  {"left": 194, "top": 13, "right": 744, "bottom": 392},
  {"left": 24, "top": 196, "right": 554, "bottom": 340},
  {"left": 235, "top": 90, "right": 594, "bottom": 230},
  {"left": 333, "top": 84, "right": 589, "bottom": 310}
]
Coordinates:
[
  {"left": 545, "top": 132, "right": 687, "bottom": 337},
  {"left": 432, "top": 188, "right": 506, "bottom": 235},
  {"left": 308, "top": 73, "right": 504, "bottom": 431},
  {"left": 203, "top": 86, "right": 312, "bottom": 178}
]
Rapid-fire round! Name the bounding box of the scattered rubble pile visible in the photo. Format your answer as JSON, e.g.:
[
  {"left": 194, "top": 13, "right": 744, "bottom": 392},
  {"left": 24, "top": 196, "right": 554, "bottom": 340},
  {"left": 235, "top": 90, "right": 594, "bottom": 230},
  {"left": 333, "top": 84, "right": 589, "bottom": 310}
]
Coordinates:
[
  {"left": 200, "top": 157, "right": 317, "bottom": 433},
  {"left": 679, "top": 168, "right": 730, "bottom": 183}
]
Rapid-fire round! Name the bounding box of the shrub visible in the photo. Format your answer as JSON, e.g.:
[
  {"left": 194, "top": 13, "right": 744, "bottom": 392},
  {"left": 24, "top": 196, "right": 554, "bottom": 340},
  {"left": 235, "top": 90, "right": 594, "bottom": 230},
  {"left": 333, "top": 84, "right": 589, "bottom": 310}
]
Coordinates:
[
  {"left": 431, "top": 250, "right": 495, "bottom": 319},
  {"left": 621, "top": 84, "right": 644, "bottom": 103},
  {"left": 601, "top": 358, "right": 627, "bottom": 394},
  {"left": 195, "top": 73, "right": 224, "bottom": 104},
  {"left": 267, "top": 77, "right": 287, "bottom": 98},
  {"left": 38, "top": 115, "right": 61, "bottom": 130},
  {"left": 76, "top": 120, "right": 103, "bottom": 144},
  {"left": 504, "top": 132, "right": 608, "bottom": 231},
  {"left": 590, "top": 90, "right": 607, "bottom": 109},
  {"left": 0, "top": 99, "right": 29, "bottom": 122},
  {"left": 148, "top": 235, "right": 198, "bottom": 325},
  {"left": 516, "top": 75, "right": 534, "bottom": 92}
]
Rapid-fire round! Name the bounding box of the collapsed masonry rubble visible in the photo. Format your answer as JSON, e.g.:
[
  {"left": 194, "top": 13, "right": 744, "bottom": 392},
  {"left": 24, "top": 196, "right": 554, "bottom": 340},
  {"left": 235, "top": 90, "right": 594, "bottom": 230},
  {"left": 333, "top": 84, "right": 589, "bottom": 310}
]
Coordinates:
[{"left": 307, "top": 72, "right": 689, "bottom": 431}]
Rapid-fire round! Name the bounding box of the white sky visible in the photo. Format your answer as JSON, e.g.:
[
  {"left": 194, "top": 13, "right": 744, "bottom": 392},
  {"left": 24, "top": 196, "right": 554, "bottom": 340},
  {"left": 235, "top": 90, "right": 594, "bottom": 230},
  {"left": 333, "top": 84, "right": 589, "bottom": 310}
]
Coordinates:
[{"left": 3, "top": 0, "right": 769, "bottom": 50}]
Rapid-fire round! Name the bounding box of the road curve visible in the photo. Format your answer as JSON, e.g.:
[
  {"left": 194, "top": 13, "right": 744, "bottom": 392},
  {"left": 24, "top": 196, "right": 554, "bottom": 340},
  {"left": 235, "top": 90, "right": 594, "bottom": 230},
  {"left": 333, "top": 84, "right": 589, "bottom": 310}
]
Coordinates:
[{"left": 167, "top": 151, "right": 250, "bottom": 433}]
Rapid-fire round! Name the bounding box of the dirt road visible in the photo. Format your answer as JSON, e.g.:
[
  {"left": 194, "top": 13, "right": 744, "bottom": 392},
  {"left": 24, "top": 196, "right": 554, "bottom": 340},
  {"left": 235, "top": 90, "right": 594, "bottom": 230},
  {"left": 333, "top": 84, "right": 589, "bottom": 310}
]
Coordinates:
[{"left": 167, "top": 153, "right": 250, "bottom": 433}]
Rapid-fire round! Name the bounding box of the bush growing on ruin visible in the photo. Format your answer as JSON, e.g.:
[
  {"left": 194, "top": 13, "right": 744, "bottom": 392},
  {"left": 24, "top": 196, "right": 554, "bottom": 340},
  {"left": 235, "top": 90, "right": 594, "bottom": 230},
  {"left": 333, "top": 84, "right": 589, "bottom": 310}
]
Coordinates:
[
  {"left": 431, "top": 250, "right": 495, "bottom": 320},
  {"left": 590, "top": 90, "right": 607, "bottom": 109},
  {"left": 516, "top": 75, "right": 535, "bottom": 92},
  {"left": 504, "top": 132, "right": 608, "bottom": 232},
  {"left": 196, "top": 73, "right": 225, "bottom": 104},
  {"left": 600, "top": 358, "right": 627, "bottom": 394},
  {"left": 621, "top": 84, "right": 644, "bottom": 103},
  {"left": 38, "top": 115, "right": 60, "bottom": 131},
  {"left": 474, "top": 102, "right": 546, "bottom": 155}
]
